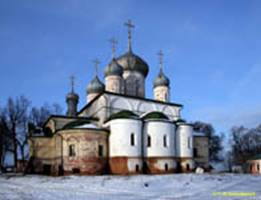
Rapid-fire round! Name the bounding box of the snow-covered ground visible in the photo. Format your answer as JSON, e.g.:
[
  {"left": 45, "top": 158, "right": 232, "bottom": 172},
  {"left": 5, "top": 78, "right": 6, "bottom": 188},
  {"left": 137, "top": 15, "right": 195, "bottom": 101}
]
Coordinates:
[{"left": 1, "top": 173, "right": 261, "bottom": 200}]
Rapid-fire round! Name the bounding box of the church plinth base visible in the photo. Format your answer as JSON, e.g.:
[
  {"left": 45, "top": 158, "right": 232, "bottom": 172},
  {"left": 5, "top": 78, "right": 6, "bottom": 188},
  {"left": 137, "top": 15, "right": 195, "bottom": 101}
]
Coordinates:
[
  {"left": 176, "top": 157, "right": 194, "bottom": 173},
  {"left": 145, "top": 157, "right": 176, "bottom": 174},
  {"left": 109, "top": 157, "right": 143, "bottom": 175}
]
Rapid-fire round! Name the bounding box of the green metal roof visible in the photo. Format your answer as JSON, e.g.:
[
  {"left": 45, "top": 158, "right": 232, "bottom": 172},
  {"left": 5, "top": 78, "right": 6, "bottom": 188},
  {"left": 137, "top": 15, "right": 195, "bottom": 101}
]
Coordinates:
[
  {"left": 107, "top": 110, "right": 139, "bottom": 121},
  {"left": 62, "top": 119, "right": 92, "bottom": 130},
  {"left": 142, "top": 111, "right": 169, "bottom": 120}
]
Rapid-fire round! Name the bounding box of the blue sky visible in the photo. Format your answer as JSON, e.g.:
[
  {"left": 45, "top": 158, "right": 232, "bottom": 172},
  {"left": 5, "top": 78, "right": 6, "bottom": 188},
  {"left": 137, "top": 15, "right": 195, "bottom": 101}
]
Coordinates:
[{"left": 1, "top": 0, "right": 261, "bottom": 133}]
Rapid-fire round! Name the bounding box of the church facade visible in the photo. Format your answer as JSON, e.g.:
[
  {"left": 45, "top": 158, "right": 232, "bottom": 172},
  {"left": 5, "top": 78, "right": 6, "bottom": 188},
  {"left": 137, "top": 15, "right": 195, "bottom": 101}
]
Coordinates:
[{"left": 28, "top": 20, "right": 209, "bottom": 175}]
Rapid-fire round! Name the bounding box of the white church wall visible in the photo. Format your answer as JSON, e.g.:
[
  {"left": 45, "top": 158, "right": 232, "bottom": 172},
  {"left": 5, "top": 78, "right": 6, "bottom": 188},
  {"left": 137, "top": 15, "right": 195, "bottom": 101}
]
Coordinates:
[
  {"left": 143, "top": 120, "right": 175, "bottom": 157},
  {"left": 127, "top": 158, "right": 143, "bottom": 172},
  {"left": 105, "top": 75, "right": 124, "bottom": 94},
  {"left": 110, "top": 97, "right": 133, "bottom": 113},
  {"left": 161, "top": 106, "right": 180, "bottom": 121},
  {"left": 79, "top": 95, "right": 108, "bottom": 125},
  {"left": 109, "top": 119, "right": 142, "bottom": 157},
  {"left": 136, "top": 102, "right": 158, "bottom": 114},
  {"left": 180, "top": 159, "right": 195, "bottom": 171},
  {"left": 154, "top": 86, "right": 169, "bottom": 102},
  {"left": 153, "top": 159, "right": 177, "bottom": 171},
  {"left": 176, "top": 124, "right": 194, "bottom": 158},
  {"left": 79, "top": 93, "right": 182, "bottom": 125},
  {"left": 123, "top": 71, "right": 145, "bottom": 97}
]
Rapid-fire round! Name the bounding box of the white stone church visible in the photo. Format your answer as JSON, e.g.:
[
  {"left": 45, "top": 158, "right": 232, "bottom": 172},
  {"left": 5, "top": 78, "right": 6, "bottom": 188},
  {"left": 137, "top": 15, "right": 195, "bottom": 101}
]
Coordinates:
[{"left": 28, "top": 20, "right": 209, "bottom": 176}]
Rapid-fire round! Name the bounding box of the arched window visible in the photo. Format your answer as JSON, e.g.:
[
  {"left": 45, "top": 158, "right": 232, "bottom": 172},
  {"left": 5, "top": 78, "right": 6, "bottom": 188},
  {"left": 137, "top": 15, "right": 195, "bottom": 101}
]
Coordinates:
[
  {"left": 131, "top": 133, "right": 135, "bottom": 146},
  {"left": 98, "top": 145, "right": 103, "bottom": 157},
  {"left": 147, "top": 135, "right": 151, "bottom": 147},
  {"left": 69, "top": 144, "right": 76, "bottom": 157},
  {"left": 187, "top": 137, "right": 191, "bottom": 149},
  {"left": 193, "top": 148, "right": 198, "bottom": 157},
  {"left": 135, "top": 164, "right": 139, "bottom": 172},
  {"left": 164, "top": 92, "right": 168, "bottom": 101},
  {"left": 186, "top": 164, "right": 190, "bottom": 171},
  {"left": 165, "top": 163, "right": 168, "bottom": 171},
  {"left": 163, "top": 135, "right": 167, "bottom": 147}
]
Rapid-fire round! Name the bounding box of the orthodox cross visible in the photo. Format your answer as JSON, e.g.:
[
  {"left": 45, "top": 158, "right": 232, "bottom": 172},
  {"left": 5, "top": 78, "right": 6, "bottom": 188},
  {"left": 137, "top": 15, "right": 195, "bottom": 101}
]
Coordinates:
[
  {"left": 124, "top": 19, "right": 135, "bottom": 51},
  {"left": 109, "top": 37, "right": 118, "bottom": 58},
  {"left": 157, "top": 50, "right": 164, "bottom": 71},
  {"left": 70, "top": 75, "right": 75, "bottom": 93},
  {"left": 93, "top": 58, "right": 100, "bottom": 77}
]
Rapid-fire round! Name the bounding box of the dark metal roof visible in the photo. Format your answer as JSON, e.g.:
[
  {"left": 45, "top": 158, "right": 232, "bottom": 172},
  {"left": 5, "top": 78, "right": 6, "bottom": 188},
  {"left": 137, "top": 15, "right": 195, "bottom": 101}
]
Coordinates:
[
  {"left": 104, "top": 58, "right": 123, "bottom": 77},
  {"left": 116, "top": 50, "right": 149, "bottom": 77},
  {"left": 87, "top": 76, "right": 105, "bottom": 94},
  {"left": 106, "top": 110, "right": 139, "bottom": 122},
  {"left": 142, "top": 111, "right": 169, "bottom": 120},
  {"left": 153, "top": 69, "right": 170, "bottom": 88}
]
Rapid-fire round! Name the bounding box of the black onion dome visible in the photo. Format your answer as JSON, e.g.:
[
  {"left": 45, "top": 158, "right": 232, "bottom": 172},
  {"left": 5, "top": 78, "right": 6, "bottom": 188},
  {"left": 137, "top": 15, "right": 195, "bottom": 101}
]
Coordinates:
[
  {"left": 153, "top": 69, "right": 170, "bottom": 88},
  {"left": 87, "top": 76, "right": 105, "bottom": 94},
  {"left": 66, "top": 92, "right": 79, "bottom": 101},
  {"left": 116, "top": 51, "right": 149, "bottom": 77},
  {"left": 104, "top": 58, "right": 123, "bottom": 77}
]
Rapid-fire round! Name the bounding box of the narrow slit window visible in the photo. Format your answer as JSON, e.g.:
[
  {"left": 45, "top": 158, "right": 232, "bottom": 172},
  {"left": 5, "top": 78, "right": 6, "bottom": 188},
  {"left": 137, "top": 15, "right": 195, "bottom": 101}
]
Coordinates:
[
  {"left": 163, "top": 135, "right": 167, "bottom": 147},
  {"left": 187, "top": 137, "right": 191, "bottom": 149},
  {"left": 147, "top": 135, "right": 151, "bottom": 147},
  {"left": 135, "top": 164, "right": 139, "bottom": 172},
  {"left": 98, "top": 145, "right": 103, "bottom": 157},
  {"left": 165, "top": 163, "right": 168, "bottom": 171},
  {"left": 186, "top": 164, "right": 190, "bottom": 171},
  {"left": 131, "top": 133, "right": 135, "bottom": 146},
  {"left": 69, "top": 144, "right": 76, "bottom": 157}
]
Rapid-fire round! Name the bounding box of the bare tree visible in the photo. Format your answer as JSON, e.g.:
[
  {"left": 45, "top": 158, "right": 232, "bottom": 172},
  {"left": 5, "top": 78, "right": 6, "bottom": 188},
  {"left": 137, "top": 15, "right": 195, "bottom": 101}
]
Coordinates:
[
  {"left": 1, "top": 96, "right": 31, "bottom": 168},
  {"left": 29, "top": 103, "right": 63, "bottom": 127},
  {"left": 230, "top": 124, "right": 261, "bottom": 165},
  {"left": 0, "top": 107, "right": 14, "bottom": 170},
  {"left": 0, "top": 95, "right": 63, "bottom": 171}
]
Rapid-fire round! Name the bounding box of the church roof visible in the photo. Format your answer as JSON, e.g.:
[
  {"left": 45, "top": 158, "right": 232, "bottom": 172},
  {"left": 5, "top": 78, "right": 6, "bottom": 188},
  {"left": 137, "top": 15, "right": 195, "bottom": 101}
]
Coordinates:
[
  {"left": 142, "top": 111, "right": 169, "bottom": 120},
  {"left": 248, "top": 154, "right": 261, "bottom": 161},
  {"left": 116, "top": 50, "right": 149, "bottom": 77},
  {"left": 104, "top": 58, "right": 123, "bottom": 77},
  {"left": 107, "top": 110, "right": 139, "bottom": 121},
  {"left": 87, "top": 76, "right": 105, "bottom": 94},
  {"left": 153, "top": 69, "right": 170, "bottom": 88},
  {"left": 62, "top": 118, "right": 93, "bottom": 129},
  {"left": 66, "top": 92, "right": 79, "bottom": 101},
  {"left": 78, "top": 91, "right": 183, "bottom": 115}
]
